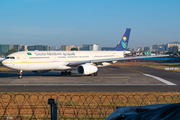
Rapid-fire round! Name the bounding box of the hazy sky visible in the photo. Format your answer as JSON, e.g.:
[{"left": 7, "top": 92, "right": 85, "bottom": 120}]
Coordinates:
[{"left": 0, "top": 0, "right": 180, "bottom": 49}]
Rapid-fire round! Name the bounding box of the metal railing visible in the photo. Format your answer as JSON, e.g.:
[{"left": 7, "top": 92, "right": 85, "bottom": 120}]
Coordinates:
[{"left": 0, "top": 93, "right": 180, "bottom": 119}]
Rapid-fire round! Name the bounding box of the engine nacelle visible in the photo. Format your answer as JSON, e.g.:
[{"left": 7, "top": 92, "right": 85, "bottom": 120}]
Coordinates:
[
  {"left": 97, "top": 62, "right": 112, "bottom": 67},
  {"left": 32, "top": 70, "right": 51, "bottom": 74},
  {"left": 77, "top": 64, "right": 98, "bottom": 75}
]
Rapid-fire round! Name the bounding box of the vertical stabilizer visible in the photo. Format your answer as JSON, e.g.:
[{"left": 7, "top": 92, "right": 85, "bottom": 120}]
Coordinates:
[{"left": 113, "top": 28, "right": 131, "bottom": 51}]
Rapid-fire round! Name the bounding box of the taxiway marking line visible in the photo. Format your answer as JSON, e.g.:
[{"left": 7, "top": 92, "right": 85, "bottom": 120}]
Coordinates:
[
  {"left": 144, "top": 74, "right": 176, "bottom": 85},
  {"left": 0, "top": 84, "right": 167, "bottom": 86},
  {"left": 123, "top": 66, "right": 176, "bottom": 86},
  {"left": 98, "top": 77, "right": 130, "bottom": 78},
  {"left": 123, "top": 66, "right": 145, "bottom": 74}
]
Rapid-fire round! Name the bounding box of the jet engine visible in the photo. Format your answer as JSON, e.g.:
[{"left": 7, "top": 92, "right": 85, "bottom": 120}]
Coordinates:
[
  {"left": 77, "top": 64, "right": 98, "bottom": 75},
  {"left": 97, "top": 61, "right": 117, "bottom": 67},
  {"left": 97, "top": 62, "right": 112, "bottom": 67},
  {"left": 32, "top": 70, "right": 51, "bottom": 74}
]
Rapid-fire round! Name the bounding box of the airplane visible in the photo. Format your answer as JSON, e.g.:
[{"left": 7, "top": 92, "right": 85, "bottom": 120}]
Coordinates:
[{"left": 2, "top": 28, "right": 169, "bottom": 78}]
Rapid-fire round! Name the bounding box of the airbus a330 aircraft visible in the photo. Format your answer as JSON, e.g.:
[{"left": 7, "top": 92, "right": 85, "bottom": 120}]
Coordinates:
[{"left": 2, "top": 28, "right": 169, "bottom": 78}]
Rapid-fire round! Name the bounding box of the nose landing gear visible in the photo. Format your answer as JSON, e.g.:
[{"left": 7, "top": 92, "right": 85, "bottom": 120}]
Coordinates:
[{"left": 17, "top": 70, "right": 23, "bottom": 79}]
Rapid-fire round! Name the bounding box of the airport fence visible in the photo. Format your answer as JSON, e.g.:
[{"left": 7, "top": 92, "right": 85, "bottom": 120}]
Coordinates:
[{"left": 0, "top": 93, "right": 180, "bottom": 119}]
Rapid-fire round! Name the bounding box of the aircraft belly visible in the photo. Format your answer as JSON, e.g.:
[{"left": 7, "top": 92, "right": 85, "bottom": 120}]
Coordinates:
[
  {"left": 55, "top": 63, "right": 72, "bottom": 70},
  {"left": 28, "top": 63, "right": 58, "bottom": 70},
  {"left": 55, "top": 66, "right": 73, "bottom": 70}
]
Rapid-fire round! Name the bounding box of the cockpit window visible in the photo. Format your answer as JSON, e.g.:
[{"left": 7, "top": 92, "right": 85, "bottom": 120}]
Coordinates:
[{"left": 6, "top": 57, "right": 15, "bottom": 59}]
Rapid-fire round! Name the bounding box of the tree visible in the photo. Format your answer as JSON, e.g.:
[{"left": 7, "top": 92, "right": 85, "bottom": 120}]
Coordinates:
[
  {"left": 5, "top": 49, "right": 17, "bottom": 56},
  {"left": 71, "top": 47, "right": 78, "bottom": 51},
  {"left": 165, "top": 51, "right": 173, "bottom": 54}
]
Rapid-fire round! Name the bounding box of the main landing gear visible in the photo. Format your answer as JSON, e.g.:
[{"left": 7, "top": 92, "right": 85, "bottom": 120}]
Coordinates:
[
  {"left": 93, "top": 72, "right": 98, "bottom": 76},
  {"left": 61, "top": 71, "right": 71, "bottom": 76},
  {"left": 88, "top": 72, "right": 98, "bottom": 76},
  {"left": 17, "top": 70, "right": 23, "bottom": 79}
]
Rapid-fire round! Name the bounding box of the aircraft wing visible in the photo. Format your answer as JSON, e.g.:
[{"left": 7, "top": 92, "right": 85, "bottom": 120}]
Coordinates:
[
  {"left": 67, "top": 60, "right": 92, "bottom": 66},
  {"left": 67, "top": 54, "right": 169, "bottom": 66}
]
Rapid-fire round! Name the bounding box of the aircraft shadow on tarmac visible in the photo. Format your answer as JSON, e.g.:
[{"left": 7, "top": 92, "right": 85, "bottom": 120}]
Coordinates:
[
  {"left": 0, "top": 71, "right": 88, "bottom": 78},
  {"left": 0, "top": 66, "right": 119, "bottom": 78}
]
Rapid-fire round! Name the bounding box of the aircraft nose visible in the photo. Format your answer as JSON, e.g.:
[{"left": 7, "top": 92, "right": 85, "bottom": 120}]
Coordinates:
[{"left": 1, "top": 60, "right": 5, "bottom": 65}]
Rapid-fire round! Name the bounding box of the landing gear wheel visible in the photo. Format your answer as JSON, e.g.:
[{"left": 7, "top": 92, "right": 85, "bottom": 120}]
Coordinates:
[
  {"left": 18, "top": 75, "right": 23, "bottom": 79},
  {"left": 93, "top": 72, "right": 98, "bottom": 76},
  {"left": 64, "top": 71, "right": 68, "bottom": 76},
  {"left": 18, "top": 70, "right": 23, "bottom": 79},
  {"left": 61, "top": 71, "right": 64, "bottom": 76},
  {"left": 68, "top": 71, "right": 71, "bottom": 76},
  {"left": 61, "top": 71, "right": 72, "bottom": 76}
]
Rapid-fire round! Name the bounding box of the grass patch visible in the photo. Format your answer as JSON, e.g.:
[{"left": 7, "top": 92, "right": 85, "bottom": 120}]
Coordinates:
[
  {"left": 114, "top": 62, "right": 180, "bottom": 72},
  {"left": 142, "top": 63, "right": 180, "bottom": 72},
  {"left": 0, "top": 92, "right": 179, "bottom": 119},
  {"left": 0, "top": 66, "right": 12, "bottom": 71}
]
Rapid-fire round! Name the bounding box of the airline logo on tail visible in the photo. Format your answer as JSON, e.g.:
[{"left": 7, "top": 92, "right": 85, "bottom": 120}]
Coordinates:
[
  {"left": 122, "top": 36, "right": 127, "bottom": 48},
  {"left": 113, "top": 28, "right": 131, "bottom": 51}
]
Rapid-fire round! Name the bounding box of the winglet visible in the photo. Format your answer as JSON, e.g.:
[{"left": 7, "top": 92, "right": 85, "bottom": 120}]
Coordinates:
[{"left": 113, "top": 28, "right": 131, "bottom": 51}]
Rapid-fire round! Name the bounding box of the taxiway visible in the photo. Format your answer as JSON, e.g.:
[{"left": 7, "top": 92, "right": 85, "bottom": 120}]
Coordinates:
[{"left": 0, "top": 65, "right": 179, "bottom": 92}]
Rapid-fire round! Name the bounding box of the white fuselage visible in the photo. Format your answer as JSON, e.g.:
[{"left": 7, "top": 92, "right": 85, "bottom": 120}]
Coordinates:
[{"left": 2, "top": 51, "right": 124, "bottom": 71}]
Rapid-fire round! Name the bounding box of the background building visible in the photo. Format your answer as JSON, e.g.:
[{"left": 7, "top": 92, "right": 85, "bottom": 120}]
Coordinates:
[
  {"left": 164, "top": 42, "right": 180, "bottom": 52},
  {"left": 61, "top": 45, "right": 79, "bottom": 51},
  {"left": 158, "top": 45, "right": 163, "bottom": 51},
  {"left": 43, "top": 45, "right": 51, "bottom": 51},
  {"left": 13, "top": 45, "right": 22, "bottom": 51},
  {"left": 152, "top": 45, "right": 159, "bottom": 52},
  {"left": 130, "top": 41, "right": 180, "bottom": 53},
  {"left": 144, "top": 47, "right": 152, "bottom": 52},
  {"left": 80, "top": 44, "right": 98, "bottom": 51},
  {"left": 21, "top": 45, "right": 28, "bottom": 51},
  {"left": 27, "top": 45, "right": 50, "bottom": 51},
  {"left": 0, "top": 44, "right": 13, "bottom": 53},
  {"left": 0, "top": 44, "right": 28, "bottom": 53},
  {"left": 139, "top": 47, "right": 144, "bottom": 52},
  {"left": 101, "top": 47, "right": 115, "bottom": 51},
  {"left": 162, "top": 44, "right": 167, "bottom": 51},
  {"left": 51, "top": 46, "right": 58, "bottom": 50}
]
